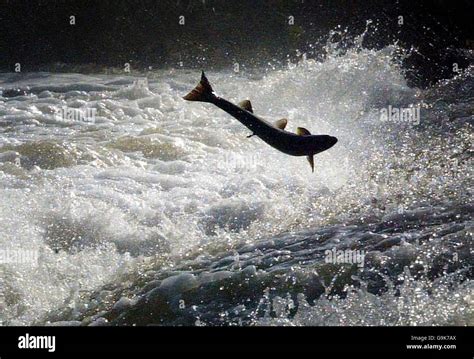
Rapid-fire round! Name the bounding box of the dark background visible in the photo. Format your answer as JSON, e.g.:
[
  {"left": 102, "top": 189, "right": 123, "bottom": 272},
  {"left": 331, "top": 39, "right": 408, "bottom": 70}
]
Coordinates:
[{"left": 0, "top": 0, "right": 473, "bottom": 87}]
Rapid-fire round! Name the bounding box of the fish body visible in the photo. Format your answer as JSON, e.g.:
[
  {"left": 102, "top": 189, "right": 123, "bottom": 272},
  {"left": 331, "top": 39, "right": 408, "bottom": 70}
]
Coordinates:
[{"left": 183, "top": 71, "right": 338, "bottom": 171}]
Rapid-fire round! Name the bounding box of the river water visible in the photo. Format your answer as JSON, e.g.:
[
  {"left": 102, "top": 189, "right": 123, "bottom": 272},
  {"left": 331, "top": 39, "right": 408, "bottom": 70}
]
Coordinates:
[{"left": 0, "top": 39, "right": 472, "bottom": 326}]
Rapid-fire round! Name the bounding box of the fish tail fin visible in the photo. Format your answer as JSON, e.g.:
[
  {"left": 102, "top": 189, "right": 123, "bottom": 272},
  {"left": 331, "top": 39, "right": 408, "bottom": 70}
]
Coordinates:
[{"left": 183, "top": 71, "right": 216, "bottom": 103}]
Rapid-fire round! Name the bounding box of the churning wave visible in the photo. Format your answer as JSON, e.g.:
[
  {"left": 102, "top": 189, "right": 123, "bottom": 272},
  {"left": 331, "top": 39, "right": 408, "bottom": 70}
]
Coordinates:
[{"left": 0, "top": 33, "right": 472, "bottom": 326}]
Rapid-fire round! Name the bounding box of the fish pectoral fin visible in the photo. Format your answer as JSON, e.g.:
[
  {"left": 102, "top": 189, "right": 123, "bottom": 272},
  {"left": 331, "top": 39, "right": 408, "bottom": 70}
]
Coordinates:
[
  {"left": 307, "top": 155, "right": 315, "bottom": 172},
  {"left": 238, "top": 100, "right": 253, "bottom": 113},
  {"left": 274, "top": 118, "right": 288, "bottom": 130},
  {"left": 247, "top": 133, "right": 255, "bottom": 138},
  {"left": 296, "top": 127, "right": 311, "bottom": 136}
]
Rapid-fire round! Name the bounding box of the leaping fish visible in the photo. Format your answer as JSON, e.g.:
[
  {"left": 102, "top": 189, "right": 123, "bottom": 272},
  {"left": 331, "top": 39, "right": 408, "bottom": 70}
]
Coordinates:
[{"left": 183, "top": 71, "right": 338, "bottom": 172}]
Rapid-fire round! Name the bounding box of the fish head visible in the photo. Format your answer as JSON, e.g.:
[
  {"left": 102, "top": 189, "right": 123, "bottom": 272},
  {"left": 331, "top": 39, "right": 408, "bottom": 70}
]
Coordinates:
[
  {"left": 312, "top": 135, "right": 338, "bottom": 154},
  {"left": 328, "top": 135, "right": 338, "bottom": 148}
]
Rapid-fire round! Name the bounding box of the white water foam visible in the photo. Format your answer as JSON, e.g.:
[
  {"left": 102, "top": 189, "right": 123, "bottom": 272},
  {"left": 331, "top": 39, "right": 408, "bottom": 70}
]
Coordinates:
[{"left": 0, "top": 38, "right": 472, "bottom": 324}]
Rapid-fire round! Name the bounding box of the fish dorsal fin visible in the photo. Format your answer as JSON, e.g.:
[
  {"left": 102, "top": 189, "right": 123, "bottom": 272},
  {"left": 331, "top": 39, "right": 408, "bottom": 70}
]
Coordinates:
[
  {"left": 238, "top": 100, "right": 253, "bottom": 113},
  {"left": 274, "top": 118, "right": 288, "bottom": 130},
  {"left": 296, "top": 127, "right": 311, "bottom": 136}
]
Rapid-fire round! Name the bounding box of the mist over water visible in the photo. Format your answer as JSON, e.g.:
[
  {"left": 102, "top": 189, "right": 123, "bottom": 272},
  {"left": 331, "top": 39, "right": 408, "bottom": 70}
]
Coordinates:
[{"left": 0, "top": 36, "right": 472, "bottom": 325}]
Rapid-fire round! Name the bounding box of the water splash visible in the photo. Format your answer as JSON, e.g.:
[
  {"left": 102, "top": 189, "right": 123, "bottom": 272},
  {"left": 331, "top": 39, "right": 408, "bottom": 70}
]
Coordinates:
[{"left": 0, "top": 28, "right": 472, "bottom": 325}]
